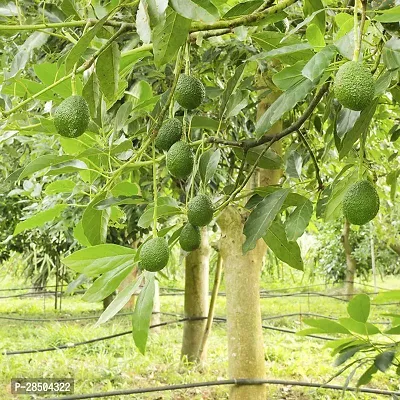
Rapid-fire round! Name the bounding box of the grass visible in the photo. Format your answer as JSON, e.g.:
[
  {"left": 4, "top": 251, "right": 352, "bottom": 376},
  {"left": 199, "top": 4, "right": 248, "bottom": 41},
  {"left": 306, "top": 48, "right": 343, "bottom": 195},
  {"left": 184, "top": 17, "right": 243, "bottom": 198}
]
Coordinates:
[{"left": 0, "top": 269, "right": 399, "bottom": 399}]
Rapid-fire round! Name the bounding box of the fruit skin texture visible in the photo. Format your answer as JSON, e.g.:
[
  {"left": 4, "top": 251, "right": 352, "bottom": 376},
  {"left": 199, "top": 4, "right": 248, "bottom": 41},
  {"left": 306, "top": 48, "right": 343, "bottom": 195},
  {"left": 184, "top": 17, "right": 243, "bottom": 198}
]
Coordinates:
[
  {"left": 175, "top": 74, "right": 205, "bottom": 110},
  {"left": 187, "top": 194, "right": 214, "bottom": 227},
  {"left": 343, "top": 180, "right": 380, "bottom": 225},
  {"left": 179, "top": 223, "right": 201, "bottom": 252},
  {"left": 54, "top": 95, "right": 90, "bottom": 138},
  {"left": 166, "top": 141, "right": 194, "bottom": 179},
  {"left": 140, "top": 237, "right": 169, "bottom": 272},
  {"left": 155, "top": 118, "right": 183, "bottom": 151},
  {"left": 333, "top": 61, "right": 375, "bottom": 111}
]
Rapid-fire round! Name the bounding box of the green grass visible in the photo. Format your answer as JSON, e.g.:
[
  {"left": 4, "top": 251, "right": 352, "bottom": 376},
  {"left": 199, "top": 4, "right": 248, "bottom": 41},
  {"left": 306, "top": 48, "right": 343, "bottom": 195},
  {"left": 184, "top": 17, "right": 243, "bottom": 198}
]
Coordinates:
[{"left": 0, "top": 271, "right": 399, "bottom": 399}]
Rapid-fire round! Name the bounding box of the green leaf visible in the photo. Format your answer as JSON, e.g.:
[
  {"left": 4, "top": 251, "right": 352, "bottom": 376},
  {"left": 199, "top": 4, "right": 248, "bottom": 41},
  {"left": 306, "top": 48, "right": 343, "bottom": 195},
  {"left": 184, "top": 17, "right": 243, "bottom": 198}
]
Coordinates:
[
  {"left": 82, "top": 263, "right": 134, "bottom": 302},
  {"left": 339, "top": 318, "right": 380, "bottom": 335},
  {"left": 383, "top": 38, "right": 400, "bottom": 71},
  {"left": 18, "top": 155, "right": 73, "bottom": 180},
  {"left": 347, "top": 294, "right": 370, "bottom": 323},
  {"left": 111, "top": 182, "right": 140, "bottom": 197},
  {"left": 334, "top": 346, "right": 366, "bottom": 366},
  {"left": 255, "top": 78, "right": 314, "bottom": 136},
  {"left": 252, "top": 43, "right": 313, "bottom": 61},
  {"left": 220, "top": 63, "right": 246, "bottom": 118},
  {"left": 336, "top": 108, "right": 360, "bottom": 138},
  {"left": 47, "top": 160, "right": 89, "bottom": 175},
  {"left": 83, "top": 72, "right": 100, "bottom": 119},
  {"left": 375, "top": 6, "right": 400, "bottom": 23},
  {"left": 243, "top": 189, "right": 290, "bottom": 253},
  {"left": 264, "top": 220, "right": 303, "bottom": 271},
  {"left": 73, "top": 221, "right": 91, "bottom": 247},
  {"left": 339, "top": 99, "right": 378, "bottom": 159},
  {"left": 14, "top": 205, "right": 67, "bottom": 235},
  {"left": 304, "top": 0, "right": 325, "bottom": 34},
  {"left": 61, "top": 0, "right": 81, "bottom": 19},
  {"left": 96, "top": 42, "right": 120, "bottom": 102},
  {"left": 142, "top": 0, "right": 168, "bottom": 27},
  {"left": 170, "top": 0, "right": 219, "bottom": 23},
  {"left": 384, "top": 324, "right": 400, "bottom": 334},
  {"left": 62, "top": 244, "right": 136, "bottom": 276},
  {"left": 65, "top": 14, "right": 108, "bottom": 72},
  {"left": 272, "top": 61, "right": 306, "bottom": 91},
  {"left": 223, "top": 1, "right": 263, "bottom": 18},
  {"left": 120, "top": 47, "right": 153, "bottom": 78},
  {"left": 304, "top": 318, "right": 350, "bottom": 333},
  {"left": 375, "top": 70, "right": 396, "bottom": 96},
  {"left": 95, "top": 273, "right": 145, "bottom": 326},
  {"left": 138, "top": 204, "right": 182, "bottom": 228},
  {"left": 44, "top": 179, "right": 76, "bottom": 195},
  {"left": 234, "top": 147, "right": 282, "bottom": 170},
  {"left": 132, "top": 272, "right": 155, "bottom": 354},
  {"left": 199, "top": 148, "right": 220, "bottom": 185},
  {"left": 8, "top": 32, "right": 49, "bottom": 78},
  {"left": 306, "top": 23, "right": 325, "bottom": 48},
  {"left": 324, "top": 169, "right": 358, "bottom": 221},
  {"left": 375, "top": 351, "right": 395, "bottom": 372},
  {"left": 153, "top": 8, "right": 191, "bottom": 68},
  {"left": 285, "top": 199, "right": 313, "bottom": 241},
  {"left": 94, "top": 196, "right": 143, "bottom": 210},
  {"left": 82, "top": 192, "right": 111, "bottom": 246},
  {"left": 190, "top": 116, "right": 222, "bottom": 131},
  {"left": 302, "top": 45, "right": 336, "bottom": 82},
  {"left": 357, "top": 364, "right": 378, "bottom": 387}
]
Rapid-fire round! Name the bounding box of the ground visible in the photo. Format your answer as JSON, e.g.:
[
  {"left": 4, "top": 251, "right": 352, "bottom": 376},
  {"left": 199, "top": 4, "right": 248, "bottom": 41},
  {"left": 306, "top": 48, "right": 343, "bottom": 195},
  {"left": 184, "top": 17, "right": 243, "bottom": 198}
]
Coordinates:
[{"left": 0, "top": 265, "right": 399, "bottom": 399}]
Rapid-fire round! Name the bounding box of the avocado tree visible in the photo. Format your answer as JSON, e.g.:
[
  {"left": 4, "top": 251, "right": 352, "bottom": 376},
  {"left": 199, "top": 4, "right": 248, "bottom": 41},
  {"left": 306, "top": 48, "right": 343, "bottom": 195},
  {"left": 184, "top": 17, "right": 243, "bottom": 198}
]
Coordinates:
[{"left": 2, "top": 0, "right": 400, "bottom": 396}]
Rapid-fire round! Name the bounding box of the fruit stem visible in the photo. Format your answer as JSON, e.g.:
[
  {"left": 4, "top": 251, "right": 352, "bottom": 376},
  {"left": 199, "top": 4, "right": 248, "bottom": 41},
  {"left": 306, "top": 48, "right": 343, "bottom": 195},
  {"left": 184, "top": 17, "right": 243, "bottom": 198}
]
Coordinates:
[{"left": 152, "top": 140, "right": 158, "bottom": 238}]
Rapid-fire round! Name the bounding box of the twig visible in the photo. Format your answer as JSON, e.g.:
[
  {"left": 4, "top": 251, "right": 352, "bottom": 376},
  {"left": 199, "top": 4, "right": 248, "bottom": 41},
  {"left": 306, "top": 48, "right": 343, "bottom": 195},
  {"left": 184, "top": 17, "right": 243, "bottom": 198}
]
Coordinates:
[
  {"left": 208, "top": 83, "right": 330, "bottom": 149},
  {"left": 297, "top": 130, "right": 324, "bottom": 191}
]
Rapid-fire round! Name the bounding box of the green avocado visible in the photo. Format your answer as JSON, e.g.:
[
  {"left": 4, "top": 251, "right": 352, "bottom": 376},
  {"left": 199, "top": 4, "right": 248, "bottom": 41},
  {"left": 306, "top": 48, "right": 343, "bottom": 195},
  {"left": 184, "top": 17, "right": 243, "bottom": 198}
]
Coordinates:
[
  {"left": 54, "top": 95, "right": 90, "bottom": 138},
  {"left": 333, "top": 61, "right": 375, "bottom": 111},
  {"left": 140, "top": 237, "right": 169, "bottom": 272},
  {"left": 155, "top": 118, "right": 183, "bottom": 151},
  {"left": 343, "top": 180, "right": 380, "bottom": 225},
  {"left": 175, "top": 74, "right": 205, "bottom": 110},
  {"left": 187, "top": 194, "right": 214, "bottom": 227},
  {"left": 166, "top": 141, "right": 194, "bottom": 179},
  {"left": 179, "top": 223, "right": 201, "bottom": 252}
]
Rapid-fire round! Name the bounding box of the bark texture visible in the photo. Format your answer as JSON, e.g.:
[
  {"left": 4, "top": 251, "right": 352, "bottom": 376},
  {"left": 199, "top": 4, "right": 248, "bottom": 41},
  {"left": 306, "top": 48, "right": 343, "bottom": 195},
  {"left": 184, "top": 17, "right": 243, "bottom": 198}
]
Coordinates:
[
  {"left": 181, "top": 227, "right": 210, "bottom": 362},
  {"left": 219, "top": 208, "right": 267, "bottom": 400},
  {"left": 343, "top": 219, "right": 357, "bottom": 298}
]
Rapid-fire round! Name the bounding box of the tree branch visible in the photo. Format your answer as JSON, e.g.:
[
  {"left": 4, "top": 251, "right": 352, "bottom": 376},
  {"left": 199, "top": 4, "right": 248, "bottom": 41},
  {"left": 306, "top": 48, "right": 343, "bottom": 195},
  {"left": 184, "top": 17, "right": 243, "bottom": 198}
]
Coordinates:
[
  {"left": 297, "top": 130, "right": 324, "bottom": 191},
  {"left": 189, "top": 0, "right": 297, "bottom": 33},
  {"left": 207, "top": 82, "right": 330, "bottom": 149}
]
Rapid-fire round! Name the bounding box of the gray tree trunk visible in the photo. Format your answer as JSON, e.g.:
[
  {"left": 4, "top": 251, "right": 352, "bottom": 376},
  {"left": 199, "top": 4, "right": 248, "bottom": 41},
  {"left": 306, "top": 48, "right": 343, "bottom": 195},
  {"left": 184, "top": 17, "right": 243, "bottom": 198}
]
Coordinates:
[
  {"left": 218, "top": 208, "right": 267, "bottom": 400},
  {"left": 181, "top": 227, "right": 210, "bottom": 363}
]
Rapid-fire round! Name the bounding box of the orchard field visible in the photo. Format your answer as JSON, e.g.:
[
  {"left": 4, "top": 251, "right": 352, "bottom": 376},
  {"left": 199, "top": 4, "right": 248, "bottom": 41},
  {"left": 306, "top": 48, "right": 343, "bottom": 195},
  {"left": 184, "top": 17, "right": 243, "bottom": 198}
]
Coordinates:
[{"left": 2, "top": 0, "right": 400, "bottom": 399}]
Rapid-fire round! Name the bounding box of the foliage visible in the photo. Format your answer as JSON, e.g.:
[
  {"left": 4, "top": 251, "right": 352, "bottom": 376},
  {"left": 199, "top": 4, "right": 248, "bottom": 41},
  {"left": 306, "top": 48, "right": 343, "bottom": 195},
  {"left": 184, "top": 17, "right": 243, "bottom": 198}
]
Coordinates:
[
  {"left": 1, "top": 0, "right": 400, "bottom": 384},
  {"left": 299, "top": 293, "right": 400, "bottom": 388}
]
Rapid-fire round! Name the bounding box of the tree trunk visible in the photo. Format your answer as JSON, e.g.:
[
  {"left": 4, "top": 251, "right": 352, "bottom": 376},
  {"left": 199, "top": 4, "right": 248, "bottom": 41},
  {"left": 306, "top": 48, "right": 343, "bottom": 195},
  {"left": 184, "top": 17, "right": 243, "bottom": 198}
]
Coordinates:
[
  {"left": 343, "top": 219, "right": 357, "bottom": 298},
  {"left": 218, "top": 208, "right": 267, "bottom": 400},
  {"left": 181, "top": 227, "right": 210, "bottom": 363}
]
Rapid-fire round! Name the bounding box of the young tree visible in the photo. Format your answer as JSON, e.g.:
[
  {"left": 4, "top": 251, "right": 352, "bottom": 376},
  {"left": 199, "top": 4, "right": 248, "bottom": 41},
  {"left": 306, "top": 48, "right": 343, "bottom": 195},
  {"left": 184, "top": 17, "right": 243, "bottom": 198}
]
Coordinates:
[{"left": 2, "top": 0, "right": 400, "bottom": 394}]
